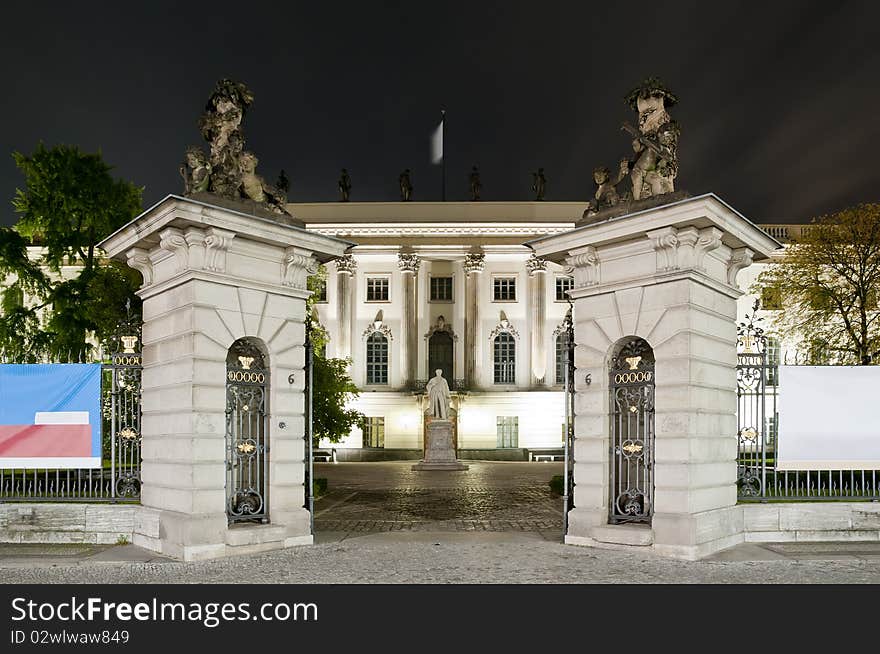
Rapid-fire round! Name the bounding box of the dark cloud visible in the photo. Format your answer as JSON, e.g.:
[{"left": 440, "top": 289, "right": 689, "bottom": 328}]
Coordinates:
[{"left": 1, "top": 1, "right": 878, "bottom": 226}]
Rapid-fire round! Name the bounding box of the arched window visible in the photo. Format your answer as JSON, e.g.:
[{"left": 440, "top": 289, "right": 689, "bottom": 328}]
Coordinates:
[
  {"left": 493, "top": 332, "right": 516, "bottom": 384},
  {"left": 366, "top": 333, "right": 389, "bottom": 385},
  {"left": 555, "top": 331, "right": 570, "bottom": 385}
]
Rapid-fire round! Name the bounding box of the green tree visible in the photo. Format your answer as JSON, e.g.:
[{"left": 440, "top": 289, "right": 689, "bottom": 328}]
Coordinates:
[
  {"left": 755, "top": 203, "right": 880, "bottom": 365},
  {"left": 306, "top": 264, "right": 364, "bottom": 445},
  {"left": 0, "top": 144, "right": 143, "bottom": 361}
]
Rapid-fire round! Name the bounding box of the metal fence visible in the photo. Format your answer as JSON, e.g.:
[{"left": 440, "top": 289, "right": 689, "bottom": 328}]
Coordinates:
[
  {"left": 736, "top": 307, "right": 880, "bottom": 501},
  {"left": 0, "top": 321, "right": 142, "bottom": 503}
]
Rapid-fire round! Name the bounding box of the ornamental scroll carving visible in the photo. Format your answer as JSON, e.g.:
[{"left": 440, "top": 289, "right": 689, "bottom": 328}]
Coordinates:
[
  {"left": 463, "top": 252, "right": 485, "bottom": 275},
  {"left": 648, "top": 225, "right": 723, "bottom": 273},
  {"left": 397, "top": 252, "right": 420, "bottom": 274},
  {"left": 282, "top": 249, "right": 319, "bottom": 289},
  {"left": 335, "top": 254, "right": 358, "bottom": 275},
  {"left": 565, "top": 247, "right": 600, "bottom": 287},
  {"left": 126, "top": 247, "right": 153, "bottom": 286},
  {"left": 726, "top": 247, "right": 754, "bottom": 286},
  {"left": 525, "top": 254, "right": 547, "bottom": 276}
]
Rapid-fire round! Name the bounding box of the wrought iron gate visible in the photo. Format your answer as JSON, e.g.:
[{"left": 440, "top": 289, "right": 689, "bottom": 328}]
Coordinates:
[
  {"left": 609, "top": 339, "right": 655, "bottom": 523},
  {"left": 736, "top": 307, "right": 768, "bottom": 498},
  {"left": 562, "top": 306, "right": 576, "bottom": 536},
  {"left": 225, "top": 339, "right": 269, "bottom": 523}
]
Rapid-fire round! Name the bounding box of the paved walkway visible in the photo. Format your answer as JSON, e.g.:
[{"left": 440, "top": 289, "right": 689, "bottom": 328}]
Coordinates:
[
  {"left": 2, "top": 461, "right": 880, "bottom": 583},
  {"left": 3, "top": 535, "right": 880, "bottom": 584},
  {"left": 313, "top": 461, "right": 563, "bottom": 534}
]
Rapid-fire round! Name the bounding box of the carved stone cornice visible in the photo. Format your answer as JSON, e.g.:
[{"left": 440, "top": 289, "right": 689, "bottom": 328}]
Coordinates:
[
  {"left": 204, "top": 227, "right": 235, "bottom": 273},
  {"left": 397, "top": 252, "right": 420, "bottom": 274},
  {"left": 525, "top": 254, "right": 547, "bottom": 276},
  {"left": 126, "top": 247, "right": 153, "bottom": 286},
  {"left": 565, "top": 246, "right": 600, "bottom": 287},
  {"left": 158, "top": 227, "right": 189, "bottom": 273},
  {"left": 335, "top": 253, "right": 357, "bottom": 275},
  {"left": 463, "top": 252, "right": 485, "bottom": 275},
  {"left": 282, "top": 248, "right": 319, "bottom": 289},
  {"left": 726, "top": 247, "right": 754, "bottom": 286}
]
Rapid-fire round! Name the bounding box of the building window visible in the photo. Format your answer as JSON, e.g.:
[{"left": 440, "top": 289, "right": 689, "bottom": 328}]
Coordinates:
[
  {"left": 314, "top": 278, "right": 327, "bottom": 303},
  {"left": 555, "top": 331, "right": 570, "bottom": 385},
  {"left": 555, "top": 276, "right": 574, "bottom": 301},
  {"left": 366, "top": 333, "right": 389, "bottom": 384},
  {"left": 493, "top": 276, "right": 517, "bottom": 302},
  {"left": 766, "top": 337, "right": 780, "bottom": 386},
  {"left": 363, "top": 417, "right": 385, "bottom": 448},
  {"left": 496, "top": 416, "right": 519, "bottom": 448},
  {"left": 429, "top": 276, "right": 453, "bottom": 302},
  {"left": 493, "top": 332, "right": 516, "bottom": 384},
  {"left": 366, "top": 277, "right": 390, "bottom": 302}
]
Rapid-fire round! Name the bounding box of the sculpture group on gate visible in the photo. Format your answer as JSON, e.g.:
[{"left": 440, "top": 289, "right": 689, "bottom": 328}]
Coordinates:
[
  {"left": 180, "top": 79, "right": 289, "bottom": 215},
  {"left": 585, "top": 77, "right": 681, "bottom": 218}
]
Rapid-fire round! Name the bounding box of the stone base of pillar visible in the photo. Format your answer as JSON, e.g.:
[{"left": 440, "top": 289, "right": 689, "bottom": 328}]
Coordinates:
[
  {"left": 564, "top": 505, "right": 745, "bottom": 561},
  {"left": 133, "top": 507, "right": 314, "bottom": 561},
  {"left": 412, "top": 420, "right": 469, "bottom": 471}
]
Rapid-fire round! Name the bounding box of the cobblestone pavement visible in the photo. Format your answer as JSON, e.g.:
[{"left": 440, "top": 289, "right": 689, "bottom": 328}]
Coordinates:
[
  {"left": 313, "top": 461, "right": 564, "bottom": 533},
  {"left": 3, "top": 461, "right": 880, "bottom": 583},
  {"left": 3, "top": 534, "right": 880, "bottom": 584}
]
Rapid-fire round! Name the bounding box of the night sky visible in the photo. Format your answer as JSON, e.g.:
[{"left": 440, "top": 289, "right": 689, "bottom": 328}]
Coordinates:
[{"left": 2, "top": 1, "right": 879, "bottom": 227}]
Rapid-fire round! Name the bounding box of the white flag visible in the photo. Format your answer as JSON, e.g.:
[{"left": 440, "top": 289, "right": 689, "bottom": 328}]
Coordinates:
[{"left": 430, "top": 118, "right": 443, "bottom": 164}]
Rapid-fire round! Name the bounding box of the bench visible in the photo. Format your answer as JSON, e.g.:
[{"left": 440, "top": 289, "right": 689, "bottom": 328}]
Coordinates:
[
  {"left": 313, "top": 449, "right": 336, "bottom": 463},
  {"left": 529, "top": 449, "right": 565, "bottom": 462}
]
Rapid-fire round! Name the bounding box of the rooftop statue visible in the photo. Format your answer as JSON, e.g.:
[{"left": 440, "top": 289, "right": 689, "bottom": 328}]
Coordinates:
[
  {"left": 584, "top": 78, "right": 681, "bottom": 219},
  {"left": 532, "top": 168, "right": 546, "bottom": 200},
  {"left": 180, "top": 79, "right": 290, "bottom": 215},
  {"left": 469, "top": 165, "right": 482, "bottom": 201},
  {"left": 338, "top": 168, "right": 352, "bottom": 202},
  {"left": 399, "top": 169, "right": 413, "bottom": 201}
]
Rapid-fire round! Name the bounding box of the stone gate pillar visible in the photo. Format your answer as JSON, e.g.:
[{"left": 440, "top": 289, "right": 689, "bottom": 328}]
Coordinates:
[
  {"left": 529, "top": 195, "right": 778, "bottom": 559},
  {"left": 100, "top": 195, "right": 350, "bottom": 561}
]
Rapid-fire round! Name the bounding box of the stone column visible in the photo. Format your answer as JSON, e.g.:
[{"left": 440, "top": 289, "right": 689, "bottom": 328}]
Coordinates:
[
  {"left": 334, "top": 254, "right": 357, "bottom": 359},
  {"left": 529, "top": 195, "right": 778, "bottom": 560},
  {"left": 398, "top": 252, "right": 420, "bottom": 388},
  {"left": 99, "top": 196, "right": 349, "bottom": 561},
  {"left": 463, "top": 251, "right": 485, "bottom": 388},
  {"left": 527, "top": 254, "right": 548, "bottom": 385}
]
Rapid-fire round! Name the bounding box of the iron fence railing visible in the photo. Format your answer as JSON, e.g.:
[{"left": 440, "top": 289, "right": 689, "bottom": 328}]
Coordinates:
[{"left": 736, "top": 303, "right": 880, "bottom": 501}]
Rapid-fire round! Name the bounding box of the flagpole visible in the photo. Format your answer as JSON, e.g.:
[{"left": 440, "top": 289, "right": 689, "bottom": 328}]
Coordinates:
[{"left": 441, "top": 109, "right": 446, "bottom": 202}]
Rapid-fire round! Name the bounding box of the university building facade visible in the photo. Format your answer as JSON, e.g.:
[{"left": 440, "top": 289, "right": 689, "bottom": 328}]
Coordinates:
[{"left": 297, "top": 201, "right": 582, "bottom": 457}]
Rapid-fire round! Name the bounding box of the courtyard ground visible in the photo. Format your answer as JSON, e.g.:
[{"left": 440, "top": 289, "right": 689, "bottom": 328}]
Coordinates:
[{"left": 1, "top": 461, "right": 880, "bottom": 583}]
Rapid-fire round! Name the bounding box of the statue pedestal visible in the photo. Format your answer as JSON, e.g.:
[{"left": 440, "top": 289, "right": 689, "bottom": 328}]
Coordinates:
[{"left": 412, "top": 420, "right": 469, "bottom": 471}]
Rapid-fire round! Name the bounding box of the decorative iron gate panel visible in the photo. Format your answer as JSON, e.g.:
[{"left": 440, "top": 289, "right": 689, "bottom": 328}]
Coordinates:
[
  {"left": 736, "top": 306, "right": 768, "bottom": 498},
  {"left": 609, "top": 339, "right": 655, "bottom": 524},
  {"left": 226, "top": 339, "right": 269, "bottom": 523},
  {"left": 561, "top": 306, "right": 575, "bottom": 536}
]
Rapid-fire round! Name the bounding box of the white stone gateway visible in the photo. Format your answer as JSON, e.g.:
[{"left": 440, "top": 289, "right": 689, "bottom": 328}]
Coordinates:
[
  {"left": 99, "top": 195, "right": 351, "bottom": 561},
  {"left": 528, "top": 194, "right": 780, "bottom": 560}
]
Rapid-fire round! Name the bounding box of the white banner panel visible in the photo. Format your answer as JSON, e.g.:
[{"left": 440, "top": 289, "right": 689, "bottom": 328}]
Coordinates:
[{"left": 777, "top": 365, "right": 880, "bottom": 470}]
